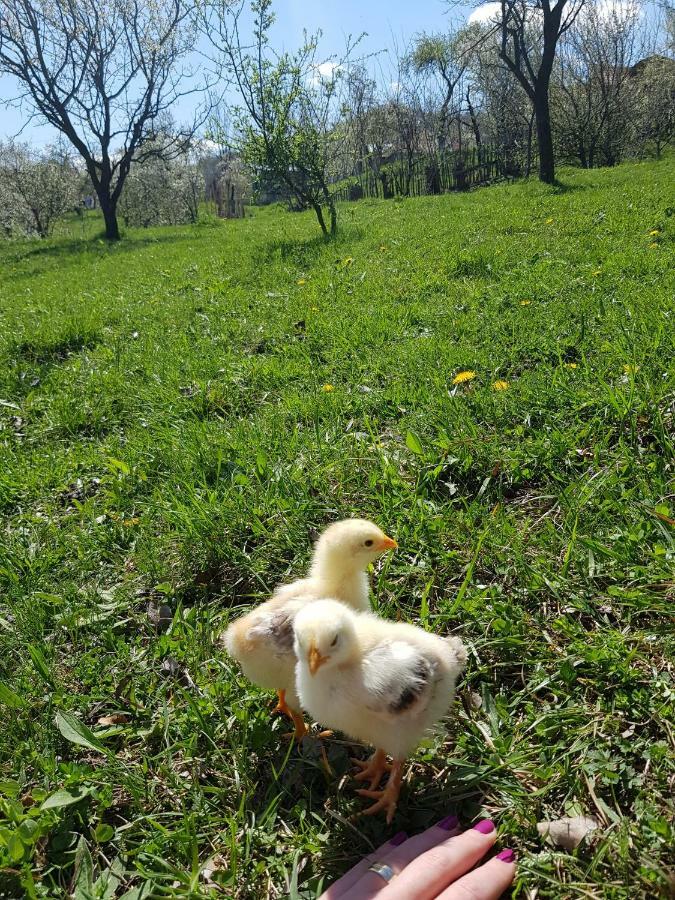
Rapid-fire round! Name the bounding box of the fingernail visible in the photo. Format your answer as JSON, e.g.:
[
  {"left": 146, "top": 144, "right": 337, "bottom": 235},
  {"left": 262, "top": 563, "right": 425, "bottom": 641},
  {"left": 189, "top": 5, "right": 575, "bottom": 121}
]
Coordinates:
[
  {"left": 473, "top": 819, "right": 495, "bottom": 834},
  {"left": 389, "top": 831, "right": 408, "bottom": 846},
  {"left": 496, "top": 848, "right": 516, "bottom": 863},
  {"left": 437, "top": 814, "right": 460, "bottom": 831}
]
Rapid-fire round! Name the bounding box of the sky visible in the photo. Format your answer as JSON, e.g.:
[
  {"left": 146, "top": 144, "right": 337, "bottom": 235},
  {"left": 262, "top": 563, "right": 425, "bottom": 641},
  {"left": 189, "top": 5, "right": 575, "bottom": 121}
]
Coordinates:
[{"left": 0, "top": 0, "right": 480, "bottom": 146}]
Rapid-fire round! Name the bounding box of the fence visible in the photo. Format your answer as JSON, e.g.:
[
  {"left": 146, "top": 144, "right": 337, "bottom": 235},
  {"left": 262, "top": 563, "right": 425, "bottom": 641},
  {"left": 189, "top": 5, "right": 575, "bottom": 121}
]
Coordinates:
[{"left": 331, "top": 147, "right": 507, "bottom": 204}]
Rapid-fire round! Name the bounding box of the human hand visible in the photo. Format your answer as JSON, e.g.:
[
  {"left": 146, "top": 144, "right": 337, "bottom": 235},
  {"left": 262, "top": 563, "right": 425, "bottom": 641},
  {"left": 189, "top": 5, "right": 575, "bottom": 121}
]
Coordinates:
[{"left": 320, "top": 817, "right": 516, "bottom": 900}]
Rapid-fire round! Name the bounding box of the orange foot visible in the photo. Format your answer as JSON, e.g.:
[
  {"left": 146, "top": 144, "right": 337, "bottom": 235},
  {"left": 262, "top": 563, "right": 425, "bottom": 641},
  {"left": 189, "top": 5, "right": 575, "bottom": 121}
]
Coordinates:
[
  {"left": 351, "top": 748, "right": 392, "bottom": 791},
  {"left": 356, "top": 758, "right": 404, "bottom": 825},
  {"left": 274, "top": 691, "right": 310, "bottom": 742}
]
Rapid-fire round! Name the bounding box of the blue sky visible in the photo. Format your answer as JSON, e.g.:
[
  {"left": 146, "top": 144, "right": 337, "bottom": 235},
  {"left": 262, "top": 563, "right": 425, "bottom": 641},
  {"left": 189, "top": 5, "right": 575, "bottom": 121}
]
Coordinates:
[{"left": 0, "top": 0, "right": 477, "bottom": 146}]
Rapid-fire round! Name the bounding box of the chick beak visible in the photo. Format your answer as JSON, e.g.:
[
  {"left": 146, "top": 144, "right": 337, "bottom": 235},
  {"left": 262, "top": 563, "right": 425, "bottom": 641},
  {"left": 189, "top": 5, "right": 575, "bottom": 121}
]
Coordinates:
[
  {"left": 379, "top": 535, "right": 398, "bottom": 552},
  {"left": 308, "top": 643, "right": 329, "bottom": 675}
]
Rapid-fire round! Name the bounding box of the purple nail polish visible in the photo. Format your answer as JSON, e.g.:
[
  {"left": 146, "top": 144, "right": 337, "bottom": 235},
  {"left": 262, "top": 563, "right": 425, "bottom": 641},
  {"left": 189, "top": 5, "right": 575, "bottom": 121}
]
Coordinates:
[
  {"left": 437, "top": 814, "right": 460, "bottom": 831},
  {"left": 389, "top": 831, "right": 408, "bottom": 846},
  {"left": 473, "top": 819, "right": 495, "bottom": 834},
  {"left": 496, "top": 849, "right": 516, "bottom": 863}
]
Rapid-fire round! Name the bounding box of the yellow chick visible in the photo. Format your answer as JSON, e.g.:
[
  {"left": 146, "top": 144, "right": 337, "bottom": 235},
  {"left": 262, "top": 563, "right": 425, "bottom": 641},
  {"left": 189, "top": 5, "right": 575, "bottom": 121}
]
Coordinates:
[
  {"left": 293, "top": 599, "right": 467, "bottom": 823},
  {"left": 223, "top": 520, "right": 397, "bottom": 739}
]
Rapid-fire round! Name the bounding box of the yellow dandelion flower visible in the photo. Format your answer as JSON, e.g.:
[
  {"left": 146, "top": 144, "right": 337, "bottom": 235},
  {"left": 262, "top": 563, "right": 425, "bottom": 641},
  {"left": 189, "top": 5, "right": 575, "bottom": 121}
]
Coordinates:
[
  {"left": 592, "top": 269, "right": 602, "bottom": 276},
  {"left": 453, "top": 370, "right": 476, "bottom": 385},
  {"left": 623, "top": 364, "right": 639, "bottom": 374},
  {"left": 492, "top": 380, "right": 509, "bottom": 391},
  {"left": 565, "top": 363, "right": 578, "bottom": 369},
  {"left": 343, "top": 257, "right": 353, "bottom": 266},
  {"left": 546, "top": 217, "right": 554, "bottom": 224},
  {"left": 322, "top": 383, "right": 335, "bottom": 392},
  {"left": 649, "top": 229, "right": 660, "bottom": 236},
  {"left": 520, "top": 300, "right": 531, "bottom": 306},
  {"left": 297, "top": 278, "right": 306, "bottom": 285}
]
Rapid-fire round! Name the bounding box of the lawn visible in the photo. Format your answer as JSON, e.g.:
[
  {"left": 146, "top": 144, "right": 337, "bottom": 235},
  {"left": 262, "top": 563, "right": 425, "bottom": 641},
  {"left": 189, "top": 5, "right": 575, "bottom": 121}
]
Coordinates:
[{"left": 0, "top": 157, "right": 673, "bottom": 899}]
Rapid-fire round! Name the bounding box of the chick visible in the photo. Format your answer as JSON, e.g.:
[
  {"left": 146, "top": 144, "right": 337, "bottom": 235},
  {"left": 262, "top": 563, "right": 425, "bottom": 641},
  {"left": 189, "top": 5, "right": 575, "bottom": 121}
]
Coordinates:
[
  {"left": 293, "top": 599, "right": 467, "bottom": 823},
  {"left": 223, "top": 520, "right": 398, "bottom": 739}
]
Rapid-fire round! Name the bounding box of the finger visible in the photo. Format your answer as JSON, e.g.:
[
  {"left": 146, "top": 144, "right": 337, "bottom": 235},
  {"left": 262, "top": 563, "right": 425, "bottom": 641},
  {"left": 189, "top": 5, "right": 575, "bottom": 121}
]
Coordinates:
[
  {"left": 378, "top": 820, "right": 499, "bottom": 900},
  {"left": 320, "top": 831, "right": 409, "bottom": 900},
  {"left": 343, "top": 815, "right": 462, "bottom": 900},
  {"left": 436, "top": 851, "right": 516, "bottom": 900}
]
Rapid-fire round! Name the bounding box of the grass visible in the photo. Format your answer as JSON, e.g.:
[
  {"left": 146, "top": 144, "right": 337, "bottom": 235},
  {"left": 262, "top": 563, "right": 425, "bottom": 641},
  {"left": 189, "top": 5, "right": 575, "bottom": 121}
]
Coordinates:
[{"left": 0, "top": 157, "right": 673, "bottom": 899}]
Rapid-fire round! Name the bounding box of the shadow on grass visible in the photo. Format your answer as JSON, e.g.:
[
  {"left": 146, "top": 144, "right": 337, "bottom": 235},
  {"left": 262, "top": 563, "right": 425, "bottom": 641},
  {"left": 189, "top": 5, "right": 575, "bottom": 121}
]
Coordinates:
[
  {"left": 257, "top": 224, "right": 365, "bottom": 267},
  {"left": 245, "top": 727, "right": 487, "bottom": 892},
  {"left": 550, "top": 179, "right": 587, "bottom": 194},
  {"left": 5, "top": 230, "right": 193, "bottom": 267}
]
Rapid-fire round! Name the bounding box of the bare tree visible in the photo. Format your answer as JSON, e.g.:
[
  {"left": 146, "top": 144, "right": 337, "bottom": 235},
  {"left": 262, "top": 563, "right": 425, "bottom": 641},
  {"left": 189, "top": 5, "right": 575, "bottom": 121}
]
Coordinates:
[
  {"left": 496, "top": 0, "right": 584, "bottom": 182},
  {"left": 344, "top": 64, "right": 378, "bottom": 175},
  {"left": 0, "top": 0, "right": 205, "bottom": 239},
  {"left": 410, "top": 32, "right": 467, "bottom": 154},
  {"left": 553, "top": 3, "right": 642, "bottom": 167}
]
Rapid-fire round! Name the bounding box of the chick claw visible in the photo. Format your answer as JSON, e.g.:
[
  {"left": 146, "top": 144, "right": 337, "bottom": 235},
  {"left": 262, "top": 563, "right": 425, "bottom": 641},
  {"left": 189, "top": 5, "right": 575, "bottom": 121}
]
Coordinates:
[
  {"left": 351, "top": 749, "right": 392, "bottom": 791},
  {"left": 355, "top": 760, "right": 404, "bottom": 825}
]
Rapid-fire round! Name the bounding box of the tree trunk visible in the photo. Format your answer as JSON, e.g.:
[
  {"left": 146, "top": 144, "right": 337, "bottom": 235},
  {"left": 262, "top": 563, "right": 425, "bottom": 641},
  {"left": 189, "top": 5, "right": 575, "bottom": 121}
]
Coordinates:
[
  {"left": 99, "top": 194, "right": 120, "bottom": 240},
  {"left": 534, "top": 87, "right": 555, "bottom": 184},
  {"left": 311, "top": 201, "right": 328, "bottom": 236}
]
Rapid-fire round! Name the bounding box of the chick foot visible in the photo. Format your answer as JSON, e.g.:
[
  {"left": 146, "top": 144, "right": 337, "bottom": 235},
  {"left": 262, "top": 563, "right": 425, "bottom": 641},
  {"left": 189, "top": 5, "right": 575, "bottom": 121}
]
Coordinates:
[
  {"left": 355, "top": 759, "right": 404, "bottom": 825},
  {"left": 351, "top": 748, "right": 392, "bottom": 791},
  {"left": 274, "top": 690, "right": 310, "bottom": 742}
]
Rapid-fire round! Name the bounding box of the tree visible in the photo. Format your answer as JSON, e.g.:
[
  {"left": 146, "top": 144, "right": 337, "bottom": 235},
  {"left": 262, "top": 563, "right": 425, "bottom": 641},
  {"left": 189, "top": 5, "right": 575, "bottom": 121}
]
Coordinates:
[
  {"left": 497, "top": 0, "right": 584, "bottom": 182},
  {"left": 552, "top": 3, "right": 642, "bottom": 168},
  {"left": 460, "top": 22, "right": 536, "bottom": 174},
  {"left": 118, "top": 150, "right": 204, "bottom": 228},
  {"left": 202, "top": 0, "right": 354, "bottom": 236},
  {"left": 410, "top": 32, "right": 467, "bottom": 154},
  {"left": 0, "top": 0, "right": 204, "bottom": 240},
  {"left": 0, "top": 140, "right": 79, "bottom": 237},
  {"left": 627, "top": 55, "right": 675, "bottom": 157}
]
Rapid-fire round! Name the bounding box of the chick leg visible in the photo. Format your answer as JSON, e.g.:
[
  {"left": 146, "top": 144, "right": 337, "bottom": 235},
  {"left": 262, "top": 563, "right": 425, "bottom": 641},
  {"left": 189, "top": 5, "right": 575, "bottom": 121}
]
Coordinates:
[
  {"left": 351, "top": 748, "right": 392, "bottom": 791},
  {"left": 356, "top": 758, "right": 405, "bottom": 825},
  {"left": 272, "top": 689, "right": 293, "bottom": 718},
  {"left": 273, "top": 690, "right": 310, "bottom": 741}
]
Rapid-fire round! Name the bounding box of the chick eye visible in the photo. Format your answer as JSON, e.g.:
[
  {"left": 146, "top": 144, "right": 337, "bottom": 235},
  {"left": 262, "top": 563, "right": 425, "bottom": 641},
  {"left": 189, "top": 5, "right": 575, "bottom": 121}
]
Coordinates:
[
  {"left": 364, "top": 539, "right": 374, "bottom": 547},
  {"left": 330, "top": 635, "right": 339, "bottom": 647}
]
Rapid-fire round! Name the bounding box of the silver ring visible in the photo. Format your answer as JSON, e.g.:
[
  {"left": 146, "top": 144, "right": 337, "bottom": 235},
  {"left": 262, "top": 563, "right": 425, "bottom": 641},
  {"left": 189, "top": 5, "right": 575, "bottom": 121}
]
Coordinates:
[{"left": 368, "top": 861, "right": 396, "bottom": 883}]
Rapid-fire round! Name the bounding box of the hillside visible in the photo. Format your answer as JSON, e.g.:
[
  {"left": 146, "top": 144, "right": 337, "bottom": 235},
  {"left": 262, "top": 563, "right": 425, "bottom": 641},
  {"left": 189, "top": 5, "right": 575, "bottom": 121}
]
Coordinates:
[{"left": 0, "top": 157, "right": 673, "bottom": 898}]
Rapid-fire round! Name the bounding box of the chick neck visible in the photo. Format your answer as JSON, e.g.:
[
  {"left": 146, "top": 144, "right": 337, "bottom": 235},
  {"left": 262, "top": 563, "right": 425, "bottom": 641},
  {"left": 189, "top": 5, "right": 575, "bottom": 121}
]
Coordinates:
[{"left": 308, "top": 545, "right": 370, "bottom": 610}]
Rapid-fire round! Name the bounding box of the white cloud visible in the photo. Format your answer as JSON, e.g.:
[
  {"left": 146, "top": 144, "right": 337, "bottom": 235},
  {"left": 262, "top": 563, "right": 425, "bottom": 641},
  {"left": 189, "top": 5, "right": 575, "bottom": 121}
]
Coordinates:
[
  {"left": 467, "top": 3, "right": 501, "bottom": 25},
  {"left": 311, "top": 61, "right": 340, "bottom": 85}
]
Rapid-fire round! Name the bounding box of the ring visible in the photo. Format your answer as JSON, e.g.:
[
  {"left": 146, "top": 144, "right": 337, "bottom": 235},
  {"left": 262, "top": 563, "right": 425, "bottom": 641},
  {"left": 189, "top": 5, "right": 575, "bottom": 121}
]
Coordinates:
[{"left": 368, "top": 861, "right": 396, "bottom": 883}]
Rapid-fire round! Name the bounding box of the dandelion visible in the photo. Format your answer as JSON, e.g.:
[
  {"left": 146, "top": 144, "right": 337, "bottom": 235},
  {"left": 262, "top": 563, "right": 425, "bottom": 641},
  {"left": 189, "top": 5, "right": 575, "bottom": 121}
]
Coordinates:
[
  {"left": 623, "top": 364, "right": 640, "bottom": 375},
  {"left": 379, "top": 245, "right": 387, "bottom": 252},
  {"left": 453, "top": 370, "right": 476, "bottom": 385},
  {"left": 297, "top": 278, "right": 306, "bottom": 285},
  {"left": 546, "top": 217, "right": 554, "bottom": 224},
  {"left": 322, "top": 383, "right": 335, "bottom": 392},
  {"left": 492, "top": 380, "right": 509, "bottom": 391},
  {"left": 520, "top": 300, "right": 531, "bottom": 306},
  {"left": 592, "top": 269, "right": 602, "bottom": 276},
  {"left": 343, "top": 257, "right": 353, "bottom": 266},
  {"left": 649, "top": 229, "right": 660, "bottom": 236},
  {"left": 311, "top": 305, "right": 319, "bottom": 311},
  {"left": 565, "top": 363, "right": 578, "bottom": 369}
]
